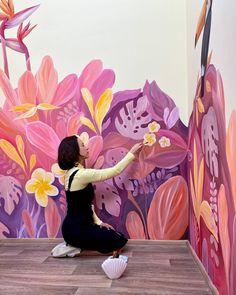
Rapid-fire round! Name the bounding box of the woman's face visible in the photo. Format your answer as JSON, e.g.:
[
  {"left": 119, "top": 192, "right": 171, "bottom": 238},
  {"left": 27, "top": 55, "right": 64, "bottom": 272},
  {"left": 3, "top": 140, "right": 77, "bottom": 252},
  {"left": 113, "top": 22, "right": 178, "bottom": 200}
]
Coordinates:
[{"left": 77, "top": 137, "right": 89, "bottom": 159}]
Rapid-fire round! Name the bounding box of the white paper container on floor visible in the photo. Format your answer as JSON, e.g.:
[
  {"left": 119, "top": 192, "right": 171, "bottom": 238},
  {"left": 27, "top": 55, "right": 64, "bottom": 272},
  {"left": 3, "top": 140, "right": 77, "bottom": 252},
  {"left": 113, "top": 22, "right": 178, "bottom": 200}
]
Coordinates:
[{"left": 101, "top": 256, "right": 128, "bottom": 279}]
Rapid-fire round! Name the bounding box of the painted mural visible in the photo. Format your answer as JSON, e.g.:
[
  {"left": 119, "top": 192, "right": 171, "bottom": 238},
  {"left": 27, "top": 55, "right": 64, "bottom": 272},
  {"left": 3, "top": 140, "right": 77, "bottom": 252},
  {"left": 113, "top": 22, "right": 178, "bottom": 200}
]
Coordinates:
[
  {"left": 188, "top": 1, "right": 236, "bottom": 294},
  {"left": 0, "top": 1, "right": 189, "bottom": 241}
]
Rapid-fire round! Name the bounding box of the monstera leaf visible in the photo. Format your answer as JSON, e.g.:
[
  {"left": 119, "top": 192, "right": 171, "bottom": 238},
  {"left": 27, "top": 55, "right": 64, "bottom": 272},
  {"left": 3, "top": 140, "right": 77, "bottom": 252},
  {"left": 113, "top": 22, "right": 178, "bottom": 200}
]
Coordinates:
[
  {"left": 94, "top": 182, "right": 121, "bottom": 217},
  {"left": 115, "top": 95, "right": 151, "bottom": 139},
  {"left": 0, "top": 175, "right": 22, "bottom": 215}
]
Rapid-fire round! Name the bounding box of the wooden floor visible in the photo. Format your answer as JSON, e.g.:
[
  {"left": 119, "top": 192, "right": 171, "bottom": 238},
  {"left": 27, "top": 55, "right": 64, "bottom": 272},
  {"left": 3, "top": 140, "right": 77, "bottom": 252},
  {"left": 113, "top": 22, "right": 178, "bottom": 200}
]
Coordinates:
[{"left": 0, "top": 239, "right": 218, "bottom": 295}]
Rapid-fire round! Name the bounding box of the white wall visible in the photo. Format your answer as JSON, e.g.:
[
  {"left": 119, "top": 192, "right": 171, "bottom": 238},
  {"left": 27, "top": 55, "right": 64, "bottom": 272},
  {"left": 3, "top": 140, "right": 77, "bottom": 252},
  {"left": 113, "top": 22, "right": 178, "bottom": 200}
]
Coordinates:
[
  {"left": 0, "top": 0, "right": 188, "bottom": 125},
  {"left": 186, "top": 0, "right": 236, "bottom": 125}
]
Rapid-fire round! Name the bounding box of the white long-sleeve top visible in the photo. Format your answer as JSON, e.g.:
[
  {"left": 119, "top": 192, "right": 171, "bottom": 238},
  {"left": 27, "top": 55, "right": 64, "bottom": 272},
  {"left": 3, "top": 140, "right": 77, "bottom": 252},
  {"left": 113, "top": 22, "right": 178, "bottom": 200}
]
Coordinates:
[{"left": 64, "top": 152, "right": 135, "bottom": 191}]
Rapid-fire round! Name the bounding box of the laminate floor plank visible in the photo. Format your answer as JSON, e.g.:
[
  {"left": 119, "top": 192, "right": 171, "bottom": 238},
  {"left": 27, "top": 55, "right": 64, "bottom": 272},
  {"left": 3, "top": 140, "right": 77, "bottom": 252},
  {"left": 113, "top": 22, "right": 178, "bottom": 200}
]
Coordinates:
[{"left": 0, "top": 239, "right": 218, "bottom": 294}]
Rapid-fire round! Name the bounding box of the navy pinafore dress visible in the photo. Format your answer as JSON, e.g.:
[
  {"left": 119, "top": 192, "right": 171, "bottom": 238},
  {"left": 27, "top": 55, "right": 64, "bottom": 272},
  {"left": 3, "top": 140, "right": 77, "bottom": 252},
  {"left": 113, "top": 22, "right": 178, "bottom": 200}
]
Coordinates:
[{"left": 61, "top": 169, "right": 127, "bottom": 253}]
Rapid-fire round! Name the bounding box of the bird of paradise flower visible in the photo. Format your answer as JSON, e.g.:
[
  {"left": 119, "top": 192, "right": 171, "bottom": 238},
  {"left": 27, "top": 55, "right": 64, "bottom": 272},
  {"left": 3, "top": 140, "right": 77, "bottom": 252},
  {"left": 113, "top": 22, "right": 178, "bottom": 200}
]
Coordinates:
[
  {"left": 0, "top": 0, "right": 39, "bottom": 78},
  {"left": 189, "top": 139, "right": 218, "bottom": 244}
]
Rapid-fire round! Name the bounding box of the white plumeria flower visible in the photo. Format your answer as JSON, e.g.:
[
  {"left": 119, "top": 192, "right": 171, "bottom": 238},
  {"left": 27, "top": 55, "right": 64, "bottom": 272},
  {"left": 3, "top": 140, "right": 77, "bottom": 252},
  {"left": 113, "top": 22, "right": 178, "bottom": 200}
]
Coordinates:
[
  {"left": 148, "top": 121, "right": 160, "bottom": 133},
  {"left": 25, "top": 168, "right": 59, "bottom": 207},
  {"left": 159, "top": 136, "right": 171, "bottom": 148},
  {"left": 143, "top": 133, "right": 156, "bottom": 146},
  {"left": 51, "top": 163, "right": 66, "bottom": 185}
]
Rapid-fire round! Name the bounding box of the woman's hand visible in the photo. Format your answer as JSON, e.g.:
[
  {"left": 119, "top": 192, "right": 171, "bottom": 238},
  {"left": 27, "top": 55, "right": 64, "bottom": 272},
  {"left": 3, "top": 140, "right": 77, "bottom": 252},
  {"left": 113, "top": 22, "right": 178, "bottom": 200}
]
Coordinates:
[
  {"left": 129, "top": 142, "right": 143, "bottom": 156},
  {"left": 100, "top": 223, "right": 114, "bottom": 230}
]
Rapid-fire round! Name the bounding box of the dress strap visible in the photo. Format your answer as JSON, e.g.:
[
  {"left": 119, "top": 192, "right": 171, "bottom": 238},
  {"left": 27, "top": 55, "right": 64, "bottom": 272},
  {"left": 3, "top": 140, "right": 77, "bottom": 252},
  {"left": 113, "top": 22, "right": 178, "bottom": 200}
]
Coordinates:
[{"left": 68, "top": 169, "right": 79, "bottom": 191}]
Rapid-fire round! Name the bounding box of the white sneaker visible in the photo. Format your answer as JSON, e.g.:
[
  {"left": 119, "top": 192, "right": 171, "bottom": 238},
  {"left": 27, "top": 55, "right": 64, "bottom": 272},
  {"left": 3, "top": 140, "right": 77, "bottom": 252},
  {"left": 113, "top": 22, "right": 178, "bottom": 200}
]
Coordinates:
[{"left": 51, "top": 242, "right": 81, "bottom": 258}]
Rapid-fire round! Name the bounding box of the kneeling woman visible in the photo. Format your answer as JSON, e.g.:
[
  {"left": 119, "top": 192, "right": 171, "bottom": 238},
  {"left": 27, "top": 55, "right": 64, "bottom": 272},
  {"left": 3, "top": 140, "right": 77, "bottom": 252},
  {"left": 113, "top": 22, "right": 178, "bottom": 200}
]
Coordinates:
[{"left": 58, "top": 135, "right": 142, "bottom": 255}]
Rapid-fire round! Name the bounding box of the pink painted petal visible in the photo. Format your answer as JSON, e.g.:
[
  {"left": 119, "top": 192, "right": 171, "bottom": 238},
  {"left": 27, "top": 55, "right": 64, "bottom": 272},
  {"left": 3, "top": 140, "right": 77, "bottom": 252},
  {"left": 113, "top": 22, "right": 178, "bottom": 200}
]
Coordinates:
[
  {"left": 0, "top": 69, "right": 18, "bottom": 107},
  {"left": 85, "top": 136, "right": 103, "bottom": 168},
  {"left": 91, "top": 69, "right": 115, "bottom": 104},
  {"left": 55, "top": 120, "right": 67, "bottom": 140},
  {"left": 22, "top": 209, "right": 35, "bottom": 238},
  {"left": 78, "top": 60, "right": 103, "bottom": 89},
  {"left": 26, "top": 121, "right": 60, "bottom": 160},
  {"left": 18, "top": 71, "right": 37, "bottom": 104},
  {"left": 44, "top": 198, "right": 61, "bottom": 238},
  {"left": 163, "top": 107, "right": 170, "bottom": 125},
  {"left": 36, "top": 56, "right": 58, "bottom": 103},
  {"left": 5, "top": 5, "right": 40, "bottom": 29},
  {"left": 167, "top": 106, "right": 179, "bottom": 129},
  {"left": 52, "top": 74, "right": 78, "bottom": 106},
  {"left": 0, "top": 108, "right": 24, "bottom": 141}
]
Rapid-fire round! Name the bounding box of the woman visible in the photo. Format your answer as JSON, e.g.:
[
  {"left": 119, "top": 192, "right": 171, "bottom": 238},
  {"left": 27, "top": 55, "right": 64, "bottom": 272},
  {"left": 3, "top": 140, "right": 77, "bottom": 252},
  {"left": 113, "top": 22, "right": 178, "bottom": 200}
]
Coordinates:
[{"left": 55, "top": 135, "right": 142, "bottom": 257}]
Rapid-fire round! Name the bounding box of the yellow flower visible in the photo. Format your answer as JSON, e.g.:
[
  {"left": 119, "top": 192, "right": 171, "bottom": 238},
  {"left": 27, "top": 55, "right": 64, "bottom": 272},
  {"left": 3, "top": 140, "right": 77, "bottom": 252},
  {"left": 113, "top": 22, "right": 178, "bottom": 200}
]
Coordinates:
[
  {"left": 196, "top": 97, "right": 205, "bottom": 113},
  {"left": 25, "top": 168, "right": 59, "bottom": 207},
  {"left": 51, "top": 163, "right": 66, "bottom": 185},
  {"left": 143, "top": 133, "right": 156, "bottom": 146},
  {"left": 158, "top": 136, "right": 171, "bottom": 148},
  {"left": 148, "top": 121, "right": 160, "bottom": 133}
]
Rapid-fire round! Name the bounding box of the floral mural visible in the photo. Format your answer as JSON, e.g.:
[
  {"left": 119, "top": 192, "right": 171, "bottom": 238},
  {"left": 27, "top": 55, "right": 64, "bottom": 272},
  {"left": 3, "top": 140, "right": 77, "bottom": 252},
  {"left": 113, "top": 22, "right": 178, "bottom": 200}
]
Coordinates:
[
  {"left": 188, "top": 1, "right": 236, "bottom": 294},
  {"left": 0, "top": 1, "right": 189, "bottom": 241}
]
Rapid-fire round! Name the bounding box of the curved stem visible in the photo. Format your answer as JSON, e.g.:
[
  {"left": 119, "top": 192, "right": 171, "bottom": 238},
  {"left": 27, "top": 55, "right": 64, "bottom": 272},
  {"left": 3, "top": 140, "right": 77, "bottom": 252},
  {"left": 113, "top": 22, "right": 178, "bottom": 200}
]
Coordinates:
[{"left": 0, "top": 35, "right": 9, "bottom": 78}]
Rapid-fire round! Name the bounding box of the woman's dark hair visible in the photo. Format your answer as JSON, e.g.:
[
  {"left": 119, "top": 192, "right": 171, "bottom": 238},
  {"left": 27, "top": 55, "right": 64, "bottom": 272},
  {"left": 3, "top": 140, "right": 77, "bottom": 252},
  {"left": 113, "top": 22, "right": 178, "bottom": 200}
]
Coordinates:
[{"left": 58, "top": 135, "right": 80, "bottom": 170}]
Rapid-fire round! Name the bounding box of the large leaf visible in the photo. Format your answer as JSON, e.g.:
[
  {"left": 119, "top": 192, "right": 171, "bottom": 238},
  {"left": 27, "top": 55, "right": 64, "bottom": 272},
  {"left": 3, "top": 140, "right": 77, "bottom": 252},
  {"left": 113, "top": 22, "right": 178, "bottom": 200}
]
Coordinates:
[
  {"left": 126, "top": 211, "right": 146, "bottom": 239},
  {"left": 144, "top": 129, "right": 188, "bottom": 169},
  {"left": 94, "top": 182, "right": 121, "bottom": 217},
  {"left": 218, "top": 184, "right": 230, "bottom": 292},
  {"left": 147, "top": 176, "right": 188, "bottom": 239},
  {"left": 0, "top": 175, "right": 22, "bottom": 215},
  {"left": 44, "top": 198, "right": 61, "bottom": 238},
  {"left": 115, "top": 95, "right": 151, "bottom": 139},
  {"left": 26, "top": 121, "right": 60, "bottom": 160}
]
